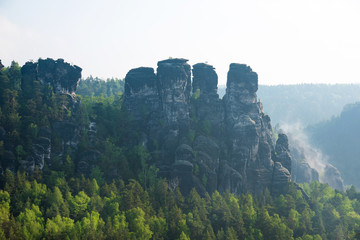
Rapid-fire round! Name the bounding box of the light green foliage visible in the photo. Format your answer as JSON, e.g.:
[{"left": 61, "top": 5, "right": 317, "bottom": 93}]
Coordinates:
[
  {"left": 112, "top": 212, "right": 129, "bottom": 238},
  {"left": 0, "top": 190, "right": 10, "bottom": 225},
  {"left": 68, "top": 191, "right": 90, "bottom": 220},
  {"left": 45, "top": 215, "right": 75, "bottom": 239},
  {"left": 17, "top": 204, "right": 44, "bottom": 240},
  {"left": 193, "top": 88, "right": 201, "bottom": 100},
  {"left": 80, "top": 211, "right": 105, "bottom": 239},
  {"left": 126, "top": 207, "right": 153, "bottom": 240},
  {"left": 225, "top": 227, "right": 238, "bottom": 240},
  {"left": 76, "top": 76, "right": 124, "bottom": 98},
  {"left": 288, "top": 209, "right": 300, "bottom": 230},
  {"left": 178, "top": 231, "right": 190, "bottom": 240},
  {"left": 23, "top": 180, "right": 47, "bottom": 207},
  {"left": 1, "top": 174, "right": 360, "bottom": 239},
  {"left": 46, "top": 186, "right": 69, "bottom": 218},
  {"left": 242, "top": 194, "right": 257, "bottom": 229},
  {"left": 149, "top": 215, "right": 167, "bottom": 240}
]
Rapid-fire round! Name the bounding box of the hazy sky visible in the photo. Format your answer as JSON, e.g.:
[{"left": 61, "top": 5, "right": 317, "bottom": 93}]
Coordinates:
[{"left": 1, "top": 0, "right": 360, "bottom": 85}]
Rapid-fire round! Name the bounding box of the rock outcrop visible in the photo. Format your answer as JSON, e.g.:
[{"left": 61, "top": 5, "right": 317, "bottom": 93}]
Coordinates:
[
  {"left": 288, "top": 136, "right": 320, "bottom": 184},
  {"left": 19, "top": 59, "right": 82, "bottom": 171},
  {"left": 123, "top": 59, "right": 292, "bottom": 195},
  {"left": 323, "top": 164, "right": 346, "bottom": 191},
  {"left": 275, "top": 134, "right": 292, "bottom": 173}
]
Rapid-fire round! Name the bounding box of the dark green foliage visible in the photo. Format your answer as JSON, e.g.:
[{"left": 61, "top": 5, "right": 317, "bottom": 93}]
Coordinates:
[{"left": 2, "top": 61, "right": 360, "bottom": 239}]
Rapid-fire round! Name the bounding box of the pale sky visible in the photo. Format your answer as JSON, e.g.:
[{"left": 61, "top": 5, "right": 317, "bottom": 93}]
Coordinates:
[{"left": 1, "top": 0, "right": 360, "bottom": 85}]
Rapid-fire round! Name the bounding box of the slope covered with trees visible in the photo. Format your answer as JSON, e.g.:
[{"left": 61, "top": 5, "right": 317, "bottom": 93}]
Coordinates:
[
  {"left": 1, "top": 171, "right": 360, "bottom": 240},
  {"left": 307, "top": 102, "right": 360, "bottom": 189},
  {"left": 76, "top": 76, "right": 124, "bottom": 98},
  {"left": 1, "top": 59, "right": 360, "bottom": 239}
]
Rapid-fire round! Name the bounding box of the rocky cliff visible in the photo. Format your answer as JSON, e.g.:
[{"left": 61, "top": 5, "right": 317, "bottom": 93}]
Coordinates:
[
  {"left": 22, "top": 58, "right": 81, "bottom": 95},
  {"left": 19, "top": 58, "right": 82, "bottom": 171},
  {"left": 123, "top": 59, "right": 292, "bottom": 195}
]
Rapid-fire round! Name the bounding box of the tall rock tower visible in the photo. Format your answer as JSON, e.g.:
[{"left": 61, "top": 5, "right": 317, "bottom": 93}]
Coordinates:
[{"left": 122, "top": 59, "right": 292, "bottom": 195}]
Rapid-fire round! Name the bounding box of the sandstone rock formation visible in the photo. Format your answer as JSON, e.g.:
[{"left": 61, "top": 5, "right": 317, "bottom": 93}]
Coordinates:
[
  {"left": 19, "top": 59, "right": 82, "bottom": 171},
  {"left": 22, "top": 58, "right": 81, "bottom": 95},
  {"left": 123, "top": 59, "right": 292, "bottom": 195}
]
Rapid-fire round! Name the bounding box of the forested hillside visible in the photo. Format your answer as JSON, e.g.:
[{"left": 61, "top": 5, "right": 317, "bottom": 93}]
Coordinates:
[
  {"left": 218, "top": 84, "right": 360, "bottom": 126},
  {"left": 1, "top": 59, "right": 360, "bottom": 239},
  {"left": 76, "top": 76, "right": 124, "bottom": 98},
  {"left": 307, "top": 102, "right": 360, "bottom": 189}
]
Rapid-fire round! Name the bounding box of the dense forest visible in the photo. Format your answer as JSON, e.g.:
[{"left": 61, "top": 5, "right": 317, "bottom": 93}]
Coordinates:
[
  {"left": 76, "top": 76, "right": 124, "bottom": 98},
  {"left": 1, "top": 60, "right": 360, "bottom": 239}
]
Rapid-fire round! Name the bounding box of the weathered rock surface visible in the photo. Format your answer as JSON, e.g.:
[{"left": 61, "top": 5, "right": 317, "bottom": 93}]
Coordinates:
[
  {"left": 19, "top": 59, "right": 82, "bottom": 171},
  {"left": 191, "top": 63, "right": 224, "bottom": 138},
  {"left": 22, "top": 58, "right": 81, "bottom": 95},
  {"left": 275, "top": 133, "right": 292, "bottom": 173},
  {"left": 271, "top": 162, "right": 291, "bottom": 196},
  {"left": 292, "top": 161, "right": 319, "bottom": 184},
  {"left": 323, "top": 164, "right": 346, "bottom": 191},
  {"left": 123, "top": 59, "right": 292, "bottom": 195},
  {"left": 157, "top": 58, "right": 191, "bottom": 128},
  {"left": 123, "top": 67, "right": 160, "bottom": 123}
]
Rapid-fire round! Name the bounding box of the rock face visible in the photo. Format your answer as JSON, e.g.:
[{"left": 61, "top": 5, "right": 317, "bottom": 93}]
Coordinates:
[
  {"left": 19, "top": 59, "right": 82, "bottom": 171},
  {"left": 123, "top": 59, "right": 292, "bottom": 195},
  {"left": 157, "top": 58, "right": 191, "bottom": 127},
  {"left": 323, "top": 164, "right": 346, "bottom": 191},
  {"left": 38, "top": 58, "right": 81, "bottom": 94},
  {"left": 287, "top": 136, "right": 320, "bottom": 184},
  {"left": 275, "top": 134, "right": 292, "bottom": 173}
]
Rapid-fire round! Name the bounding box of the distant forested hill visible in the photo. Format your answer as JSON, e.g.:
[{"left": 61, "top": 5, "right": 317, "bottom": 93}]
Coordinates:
[
  {"left": 76, "top": 76, "right": 124, "bottom": 97},
  {"left": 79, "top": 82, "right": 360, "bottom": 127},
  {"left": 307, "top": 102, "right": 360, "bottom": 188},
  {"left": 219, "top": 84, "right": 360, "bottom": 126}
]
